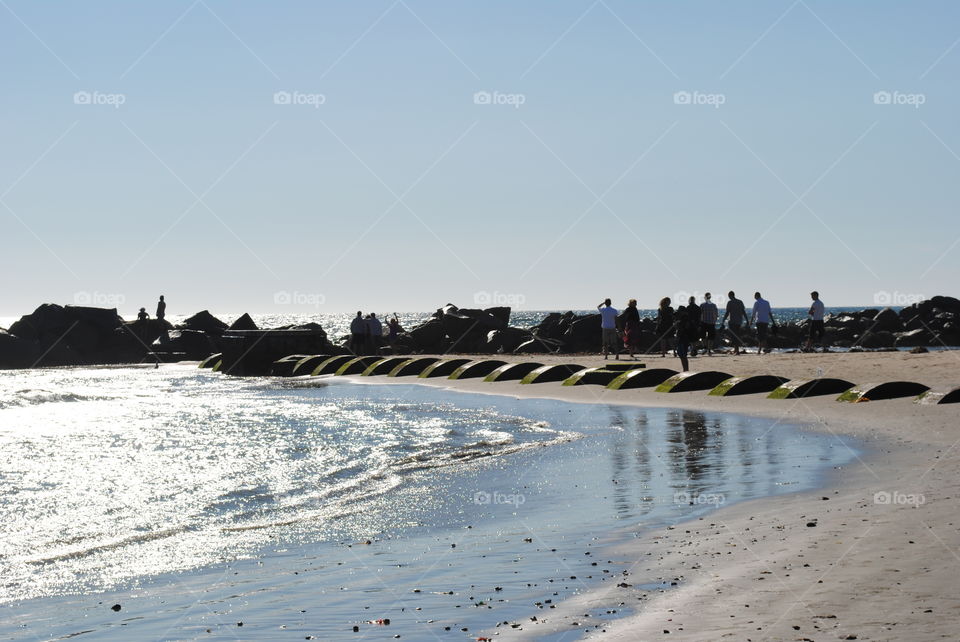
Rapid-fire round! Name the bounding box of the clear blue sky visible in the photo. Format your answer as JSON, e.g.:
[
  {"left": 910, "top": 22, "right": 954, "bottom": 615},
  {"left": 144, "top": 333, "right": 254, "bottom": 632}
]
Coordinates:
[{"left": 2, "top": 1, "right": 958, "bottom": 317}]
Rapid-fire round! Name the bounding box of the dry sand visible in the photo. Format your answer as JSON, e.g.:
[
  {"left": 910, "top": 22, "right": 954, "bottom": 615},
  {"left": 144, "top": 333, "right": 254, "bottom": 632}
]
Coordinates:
[{"left": 356, "top": 350, "right": 960, "bottom": 640}]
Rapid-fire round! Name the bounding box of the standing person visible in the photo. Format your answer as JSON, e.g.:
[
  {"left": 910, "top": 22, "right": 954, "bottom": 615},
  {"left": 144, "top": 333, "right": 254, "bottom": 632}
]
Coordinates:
[
  {"left": 699, "top": 293, "right": 719, "bottom": 356},
  {"left": 804, "top": 291, "right": 826, "bottom": 352},
  {"left": 674, "top": 304, "right": 691, "bottom": 372},
  {"left": 155, "top": 295, "right": 169, "bottom": 343},
  {"left": 655, "top": 297, "right": 674, "bottom": 357},
  {"left": 366, "top": 313, "right": 383, "bottom": 355},
  {"left": 686, "top": 295, "right": 700, "bottom": 357},
  {"left": 720, "top": 291, "right": 747, "bottom": 355},
  {"left": 350, "top": 311, "right": 366, "bottom": 355},
  {"left": 387, "top": 314, "right": 401, "bottom": 346},
  {"left": 751, "top": 292, "right": 778, "bottom": 355},
  {"left": 620, "top": 299, "right": 641, "bottom": 359},
  {"left": 597, "top": 298, "right": 620, "bottom": 360}
]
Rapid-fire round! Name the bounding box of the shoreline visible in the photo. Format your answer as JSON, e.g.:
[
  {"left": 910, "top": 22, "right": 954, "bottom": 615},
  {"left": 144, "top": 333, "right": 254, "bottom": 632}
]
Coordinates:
[{"left": 335, "top": 350, "right": 959, "bottom": 640}]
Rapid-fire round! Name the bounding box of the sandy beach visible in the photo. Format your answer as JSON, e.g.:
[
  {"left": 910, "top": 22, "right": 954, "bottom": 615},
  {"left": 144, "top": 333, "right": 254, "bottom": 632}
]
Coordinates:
[{"left": 356, "top": 349, "right": 960, "bottom": 640}]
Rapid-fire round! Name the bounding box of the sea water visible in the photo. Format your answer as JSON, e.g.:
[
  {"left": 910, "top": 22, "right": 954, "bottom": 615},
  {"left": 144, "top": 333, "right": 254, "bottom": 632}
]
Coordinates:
[{"left": 0, "top": 364, "right": 858, "bottom": 640}]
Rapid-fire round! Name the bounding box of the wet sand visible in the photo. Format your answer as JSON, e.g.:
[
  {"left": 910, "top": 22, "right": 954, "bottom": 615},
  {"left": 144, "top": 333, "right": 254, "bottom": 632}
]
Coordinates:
[{"left": 358, "top": 349, "right": 960, "bottom": 640}]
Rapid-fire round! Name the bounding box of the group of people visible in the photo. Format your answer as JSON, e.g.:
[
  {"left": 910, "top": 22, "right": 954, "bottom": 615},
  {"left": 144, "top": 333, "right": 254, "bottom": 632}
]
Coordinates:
[
  {"left": 598, "top": 291, "right": 827, "bottom": 370},
  {"left": 350, "top": 312, "right": 402, "bottom": 355}
]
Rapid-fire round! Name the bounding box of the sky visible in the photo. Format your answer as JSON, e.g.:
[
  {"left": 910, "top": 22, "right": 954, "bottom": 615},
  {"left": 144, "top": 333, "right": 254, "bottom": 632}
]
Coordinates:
[{"left": 2, "top": 1, "right": 958, "bottom": 318}]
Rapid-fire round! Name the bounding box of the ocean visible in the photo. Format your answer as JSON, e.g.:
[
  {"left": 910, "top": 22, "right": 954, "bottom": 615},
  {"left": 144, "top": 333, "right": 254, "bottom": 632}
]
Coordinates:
[{"left": 0, "top": 364, "right": 858, "bottom": 640}]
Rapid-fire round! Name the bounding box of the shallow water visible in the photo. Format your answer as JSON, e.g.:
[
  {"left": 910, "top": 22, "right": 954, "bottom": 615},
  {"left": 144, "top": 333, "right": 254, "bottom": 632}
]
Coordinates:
[{"left": 0, "top": 365, "right": 858, "bottom": 640}]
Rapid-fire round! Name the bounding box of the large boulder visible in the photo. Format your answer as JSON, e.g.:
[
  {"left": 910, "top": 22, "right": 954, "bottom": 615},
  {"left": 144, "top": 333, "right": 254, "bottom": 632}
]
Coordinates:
[
  {"left": 486, "top": 328, "right": 531, "bottom": 353},
  {"left": 859, "top": 330, "right": 895, "bottom": 349},
  {"left": 180, "top": 310, "right": 228, "bottom": 335},
  {"left": 229, "top": 313, "right": 258, "bottom": 331},
  {"left": 894, "top": 328, "right": 934, "bottom": 348},
  {"left": 870, "top": 307, "right": 903, "bottom": 333},
  {"left": 155, "top": 330, "right": 217, "bottom": 360}
]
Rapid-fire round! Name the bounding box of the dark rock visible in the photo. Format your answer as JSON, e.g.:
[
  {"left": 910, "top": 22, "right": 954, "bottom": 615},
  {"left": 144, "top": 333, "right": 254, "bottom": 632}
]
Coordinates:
[
  {"left": 229, "top": 313, "right": 258, "bottom": 331},
  {"left": 894, "top": 328, "right": 933, "bottom": 348},
  {"left": 155, "top": 330, "right": 216, "bottom": 360},
  {"left": 486, "top": 328, "right": 531, "bottom": 353},
  {"left": 179, "top": 310, "right": 228, "bottom": 335},
  {"left": 484, "top": 306, "right": 511, "bottom": 326},
  {"left": 858, "top": 331, "right": 895, "bottom": 348},
  {"left": 870, "top": 307, "right": 903, "bottom": 333},
  {"left": 910, "top": 346, "right": 929, "bottom": 354}
]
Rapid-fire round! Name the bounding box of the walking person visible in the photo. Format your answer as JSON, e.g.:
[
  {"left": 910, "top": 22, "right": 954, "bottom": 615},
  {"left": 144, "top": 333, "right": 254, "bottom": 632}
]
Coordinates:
[
  {"left": 751, "top": 292, "right": 778, "bottom": 355},
  {"left": 350, "top": 311, "right": 366, "bottom": 355},
  {"left": 655, "top": 297, "right": 674, "bottom": 357},
  {"left": 720, "top": 291, "right": 747, "bottom": 355},
  {"left": 620, "top": 299, "right": 641, "bottom": 359},
  {"left": 699, "top": 293, "right": 719, "bottom": 356},
  {"left": 804, "top": 291, "right": 826, "bottom": 352},
  {"left": 597, "top": 298, "right": 620, "bottom": 360},
  {"left": 674, "top": 304, "right": 692, "bottom": 372}
]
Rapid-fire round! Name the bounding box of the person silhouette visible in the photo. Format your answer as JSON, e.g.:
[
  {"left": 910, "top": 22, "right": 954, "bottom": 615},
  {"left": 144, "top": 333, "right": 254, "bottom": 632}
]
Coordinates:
[
  {"left": 137, "top": 307, "right": 149, "bottom": 322},
  {"left": 156, "top": 295, "right": 166, "bottom": 321}
]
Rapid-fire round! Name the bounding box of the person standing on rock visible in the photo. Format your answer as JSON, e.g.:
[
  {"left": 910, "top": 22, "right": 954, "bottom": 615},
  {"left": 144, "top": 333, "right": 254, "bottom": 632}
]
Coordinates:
[
  {"left": 686, "top": 295, "right": 701, "bottom": 357},
  {"left": 655, "top": 297, "right": 674, "bottom": 357},
  {"left": 699, "top": 293, "right": 719, "bottom": 356},
  {"left": 751, "top": 292, "right": 777, "bottom": 355},
  {"left": 674, "top": 304, "right": 691, "bottom": 372},
  {"left": 387, "top": 314, "right": 401, "bottom": 346},
  {"left": 804, "top": 291, "right": 826, "bottom": 352},
  {"left": 350, "top": 311, "right": 366, "bottom": 355},
  {"left": 155, "top": 295, "right": 169, "bottom": 343},
  {"left": 367, "top": 313, "right": 383, "bottom": 355},
  {"left": 720, "top": 291, "right": 747, "bottom": 355},
  {"left": 597, "top": 298, "right": 620, "bottom": 360},
  {"left": 620, "top": 299, "right": 641, "bottom": 359}
]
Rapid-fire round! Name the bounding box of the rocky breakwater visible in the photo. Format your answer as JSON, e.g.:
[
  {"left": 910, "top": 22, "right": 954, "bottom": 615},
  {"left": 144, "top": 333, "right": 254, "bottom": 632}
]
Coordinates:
[{"left": 0, "top": 304, "right": 344, "bottom": 369}]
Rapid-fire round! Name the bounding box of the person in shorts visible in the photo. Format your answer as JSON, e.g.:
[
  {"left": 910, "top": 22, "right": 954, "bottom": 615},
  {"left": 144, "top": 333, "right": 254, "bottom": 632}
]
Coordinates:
[
  {"left": 597, "top": 298, "right": 620, "bottom": 360},
  {"left": 804, "top": 291, "right": 826, "bottom": 352}
]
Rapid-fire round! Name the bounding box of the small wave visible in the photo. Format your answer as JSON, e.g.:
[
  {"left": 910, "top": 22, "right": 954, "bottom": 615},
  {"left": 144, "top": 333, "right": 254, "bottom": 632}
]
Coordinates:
[
  {"left": 26, "top": 525, "right": 192, "bottom": 565},
  {"left": 0, "top": 389, "right": 102, "bottom": 409}
]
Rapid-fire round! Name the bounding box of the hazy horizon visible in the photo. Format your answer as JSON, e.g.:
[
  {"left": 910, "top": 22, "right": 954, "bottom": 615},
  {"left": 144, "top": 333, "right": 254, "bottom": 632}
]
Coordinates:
[{"left": 3, "top": 2, "right": 957, "bottom": 316}]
